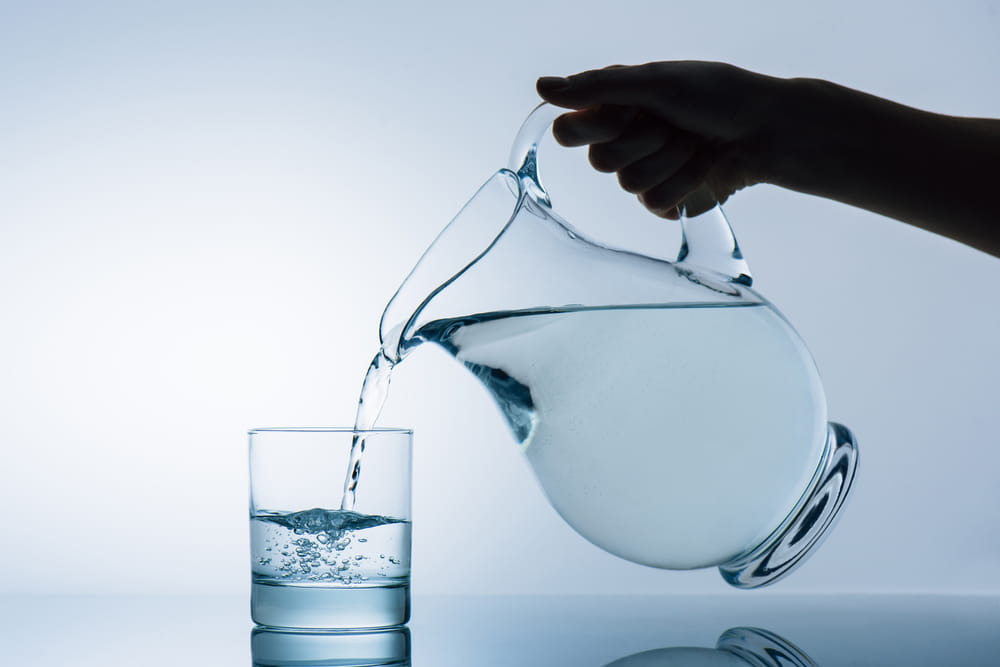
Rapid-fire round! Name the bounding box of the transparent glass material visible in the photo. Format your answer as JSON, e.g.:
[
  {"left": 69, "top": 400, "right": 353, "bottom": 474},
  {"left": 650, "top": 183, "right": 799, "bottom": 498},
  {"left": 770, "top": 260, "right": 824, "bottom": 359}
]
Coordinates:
[
  {"left": 376, "top": 103, "right": 858, "bottom": 588},
  {"left": 603, "top": 626, "right": 817, "bottom": 667},
  {"left": 249, "top": 428, "right": 412, "bottom": 629},
  {"left": 251, "top": 626, "right": 411, "bottom": 667}
]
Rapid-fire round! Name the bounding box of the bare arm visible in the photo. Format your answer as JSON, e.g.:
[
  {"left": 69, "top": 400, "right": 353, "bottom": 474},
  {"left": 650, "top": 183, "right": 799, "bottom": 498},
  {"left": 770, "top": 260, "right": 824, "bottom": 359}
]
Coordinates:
[{"left": 537, "top": 62, "right": 1000, "bottom": 257}]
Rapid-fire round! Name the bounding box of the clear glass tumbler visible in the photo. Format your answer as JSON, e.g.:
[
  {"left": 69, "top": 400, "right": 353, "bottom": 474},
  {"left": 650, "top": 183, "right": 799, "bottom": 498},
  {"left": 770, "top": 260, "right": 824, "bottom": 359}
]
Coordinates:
[{"left": 249, "top": 428, "right": 412, "bottom": 629}]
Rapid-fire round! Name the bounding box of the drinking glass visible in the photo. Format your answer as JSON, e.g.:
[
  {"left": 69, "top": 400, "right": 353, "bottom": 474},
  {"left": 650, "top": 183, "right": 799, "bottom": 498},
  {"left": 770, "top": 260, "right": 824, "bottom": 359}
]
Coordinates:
[{"left": 249, "top": 428, "right": 412, "bottom": 629}]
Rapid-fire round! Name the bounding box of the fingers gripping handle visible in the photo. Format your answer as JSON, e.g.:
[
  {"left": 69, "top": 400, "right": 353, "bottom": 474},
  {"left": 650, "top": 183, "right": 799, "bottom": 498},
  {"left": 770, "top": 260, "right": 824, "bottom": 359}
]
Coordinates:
[{"left": 509, "top": 103, "right": 752, "bottom": 286}]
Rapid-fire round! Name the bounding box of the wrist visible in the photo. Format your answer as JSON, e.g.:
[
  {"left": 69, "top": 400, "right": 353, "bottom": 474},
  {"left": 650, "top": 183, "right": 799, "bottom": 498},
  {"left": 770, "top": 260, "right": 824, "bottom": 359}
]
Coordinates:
[{"left": 752, "top": 76, "right": 841, "bottom": 191}]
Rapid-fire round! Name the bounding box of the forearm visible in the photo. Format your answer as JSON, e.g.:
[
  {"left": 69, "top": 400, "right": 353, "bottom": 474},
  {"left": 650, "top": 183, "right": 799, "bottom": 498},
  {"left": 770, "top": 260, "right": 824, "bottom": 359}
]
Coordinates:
[{"left": 763, "top": 77, "right": 1000, "bottom": 256}]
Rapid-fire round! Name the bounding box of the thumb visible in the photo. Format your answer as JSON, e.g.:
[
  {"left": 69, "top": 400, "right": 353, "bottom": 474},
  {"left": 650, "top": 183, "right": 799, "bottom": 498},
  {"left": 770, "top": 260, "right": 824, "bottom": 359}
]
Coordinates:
[{"left": 537, "top": 65, "right": 659, "bottom": 110}]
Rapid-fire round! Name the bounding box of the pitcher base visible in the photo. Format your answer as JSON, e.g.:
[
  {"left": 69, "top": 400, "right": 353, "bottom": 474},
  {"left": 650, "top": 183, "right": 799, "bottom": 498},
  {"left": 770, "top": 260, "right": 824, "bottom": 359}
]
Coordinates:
[{"left": 719, "top": 422, "right": 859, "bottom": 588}]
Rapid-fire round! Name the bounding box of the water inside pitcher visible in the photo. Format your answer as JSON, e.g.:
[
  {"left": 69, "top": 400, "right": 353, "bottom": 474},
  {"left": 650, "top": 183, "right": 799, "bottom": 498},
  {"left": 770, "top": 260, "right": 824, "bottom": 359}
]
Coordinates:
[{"left": 376, "top": 103, "right": 858, "bottom": 588}]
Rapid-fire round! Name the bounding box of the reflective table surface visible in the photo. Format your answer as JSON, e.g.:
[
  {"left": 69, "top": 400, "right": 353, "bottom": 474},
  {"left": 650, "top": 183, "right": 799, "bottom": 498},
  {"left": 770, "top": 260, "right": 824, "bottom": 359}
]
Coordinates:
[{"left": 1, "top": 593, "right": 997, "bottom": 665}]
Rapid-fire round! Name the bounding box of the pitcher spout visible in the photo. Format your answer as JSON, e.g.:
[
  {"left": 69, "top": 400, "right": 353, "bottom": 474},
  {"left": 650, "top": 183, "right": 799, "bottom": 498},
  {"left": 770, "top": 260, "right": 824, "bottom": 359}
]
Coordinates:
[{"left": 378, "top": 169, "right": 523, "bottom": 362}]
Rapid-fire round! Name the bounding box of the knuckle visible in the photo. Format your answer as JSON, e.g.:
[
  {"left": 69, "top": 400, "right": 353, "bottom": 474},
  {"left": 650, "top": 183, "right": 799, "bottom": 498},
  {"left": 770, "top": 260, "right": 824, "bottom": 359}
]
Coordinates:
[
  {"left": 570, "top": 68, "right": 600, "bottom": 88},
  {"left": 645, "top": 60, "right": 669, "bottom": 76},
  {"left": 616, "top": 167, "right": 647, "bottom": 194},
  {"left": 639, "top": 186, "right": 677, "bottom": 211},
  {"left": 588, "top": 145, "right": 617, "bottom": 172},
  {"left": 551, "top": 116, "right": 579, "bottom": 145}
]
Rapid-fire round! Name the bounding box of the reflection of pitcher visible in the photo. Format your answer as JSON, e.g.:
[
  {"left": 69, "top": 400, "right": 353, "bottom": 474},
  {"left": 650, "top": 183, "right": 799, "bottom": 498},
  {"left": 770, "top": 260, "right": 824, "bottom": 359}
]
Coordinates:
[
  {"left": 604, "top": 627, "right": 817, "bottom": 666},
  {"left": 377, "top": 104, "right": 858, "bottom": 588}
]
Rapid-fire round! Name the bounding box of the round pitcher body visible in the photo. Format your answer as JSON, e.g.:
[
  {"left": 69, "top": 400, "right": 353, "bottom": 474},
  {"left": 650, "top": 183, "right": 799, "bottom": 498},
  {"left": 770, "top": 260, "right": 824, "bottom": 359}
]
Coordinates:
[{"left": 431, "top": 299, "right": 828, "bottom": 570}]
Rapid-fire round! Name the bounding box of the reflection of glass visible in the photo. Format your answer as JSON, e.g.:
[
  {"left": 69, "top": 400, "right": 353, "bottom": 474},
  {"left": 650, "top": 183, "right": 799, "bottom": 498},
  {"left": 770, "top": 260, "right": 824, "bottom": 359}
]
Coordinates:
[
  {"left": 249, "top": 428, "right": 413, "bottom": 629},
  {"left": 251, "top": 626, "right": 411, "bottom": 667},
  {"left": 603, "top": 627, "right": 817, "bottom": 666}
]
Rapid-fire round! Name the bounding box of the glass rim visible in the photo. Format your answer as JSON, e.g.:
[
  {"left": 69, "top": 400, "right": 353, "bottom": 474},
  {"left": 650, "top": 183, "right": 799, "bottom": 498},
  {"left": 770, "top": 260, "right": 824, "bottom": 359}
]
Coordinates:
[{"left": 248, "top": 427, "right": 413, "bottom": 435}]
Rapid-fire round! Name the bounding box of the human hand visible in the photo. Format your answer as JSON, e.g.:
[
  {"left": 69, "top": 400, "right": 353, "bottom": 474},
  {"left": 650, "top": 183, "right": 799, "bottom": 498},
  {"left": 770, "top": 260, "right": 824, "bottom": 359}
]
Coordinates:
[
  {"left": 539, "top": 61, "right": 1000, "bottom": 257},
  {"left": 536, "top": 62, "right": 789, "bottom": 219}
]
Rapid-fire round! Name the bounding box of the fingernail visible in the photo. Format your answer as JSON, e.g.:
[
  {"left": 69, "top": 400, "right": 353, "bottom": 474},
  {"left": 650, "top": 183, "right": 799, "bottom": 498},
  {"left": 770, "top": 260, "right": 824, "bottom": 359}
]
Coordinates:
[{"left": 537, "top": 76, "right": 570, "bottom": 92}]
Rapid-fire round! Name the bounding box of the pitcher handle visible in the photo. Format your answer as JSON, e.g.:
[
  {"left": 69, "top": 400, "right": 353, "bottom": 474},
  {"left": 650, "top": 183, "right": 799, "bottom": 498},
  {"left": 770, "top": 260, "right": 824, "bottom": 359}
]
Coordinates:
[{"left": 508, "top": 103, "right": 752, "bottom": 286}]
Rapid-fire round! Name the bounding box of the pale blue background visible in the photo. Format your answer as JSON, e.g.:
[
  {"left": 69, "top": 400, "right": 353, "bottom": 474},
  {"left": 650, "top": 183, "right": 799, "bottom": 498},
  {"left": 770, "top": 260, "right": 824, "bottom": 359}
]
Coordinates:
[{"left": 1, "top": 0, "right": 998, "bottom": 597}]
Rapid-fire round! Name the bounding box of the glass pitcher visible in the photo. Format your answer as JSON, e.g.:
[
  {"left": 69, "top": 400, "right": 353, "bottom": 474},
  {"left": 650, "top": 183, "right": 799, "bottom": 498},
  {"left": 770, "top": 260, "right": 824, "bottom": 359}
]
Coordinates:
[{"left": 379, "top": 104, "right": 858, "bottom": 588}]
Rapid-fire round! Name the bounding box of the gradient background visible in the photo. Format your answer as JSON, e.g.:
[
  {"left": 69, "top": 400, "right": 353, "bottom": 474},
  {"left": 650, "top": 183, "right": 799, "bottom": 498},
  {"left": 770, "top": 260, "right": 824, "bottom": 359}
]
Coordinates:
[{"left": 1, "top": 1, "right": 998, "bottom": 597}]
